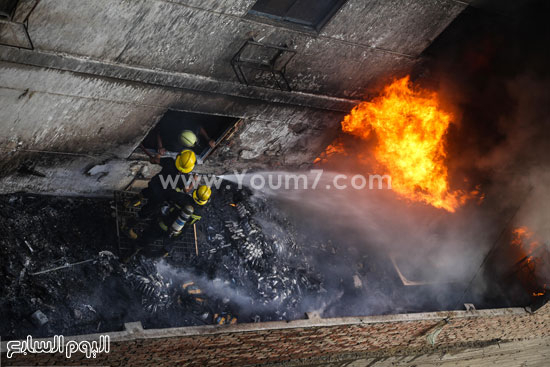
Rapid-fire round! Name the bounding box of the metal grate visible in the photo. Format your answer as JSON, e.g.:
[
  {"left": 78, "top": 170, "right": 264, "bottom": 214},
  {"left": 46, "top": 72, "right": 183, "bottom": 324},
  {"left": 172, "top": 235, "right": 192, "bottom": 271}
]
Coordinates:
[
  {"left": 231, "top": 39, "right": 296, "bottom": 91},
  {"left": 114, "top": 191, "right": 198, "bottom": 263}
]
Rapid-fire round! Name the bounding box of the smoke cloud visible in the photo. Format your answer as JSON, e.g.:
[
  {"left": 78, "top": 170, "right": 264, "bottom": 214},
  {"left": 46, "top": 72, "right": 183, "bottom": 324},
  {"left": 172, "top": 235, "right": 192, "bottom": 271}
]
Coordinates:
[{"left": 231, "top": 0, "right": 550, "bottom": 315}]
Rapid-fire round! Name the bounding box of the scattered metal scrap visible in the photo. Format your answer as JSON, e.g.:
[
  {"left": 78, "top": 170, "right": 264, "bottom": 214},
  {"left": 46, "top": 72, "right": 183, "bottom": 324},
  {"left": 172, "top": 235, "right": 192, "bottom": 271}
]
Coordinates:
[{"left": 31, "top": 259, "right": 96, "bottom": 276}]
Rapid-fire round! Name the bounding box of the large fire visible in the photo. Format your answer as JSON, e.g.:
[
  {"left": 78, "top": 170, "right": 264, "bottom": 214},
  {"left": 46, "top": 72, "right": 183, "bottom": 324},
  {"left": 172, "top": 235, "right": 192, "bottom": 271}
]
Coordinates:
[
  {"left": 511, "top": 227, "right": 542, "bottom": 259},
  {"left": 511, "top": 227, "right": 549, "bottom": 297},
  {"left": 326, "top": 76, "right": 478, "bottom": 212}
]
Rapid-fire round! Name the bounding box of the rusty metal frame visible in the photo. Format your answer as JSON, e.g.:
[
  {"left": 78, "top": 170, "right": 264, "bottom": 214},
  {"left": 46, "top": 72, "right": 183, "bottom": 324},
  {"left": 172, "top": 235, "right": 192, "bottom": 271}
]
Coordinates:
[{"left": 231, "top": 39, "right": 296, "bottom": 91}]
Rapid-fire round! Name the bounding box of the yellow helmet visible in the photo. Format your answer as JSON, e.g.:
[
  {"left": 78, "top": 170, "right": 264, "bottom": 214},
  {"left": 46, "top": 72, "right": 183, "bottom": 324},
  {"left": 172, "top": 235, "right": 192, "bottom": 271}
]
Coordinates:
[
  {"left": 193, "top": 185, "right": 212, "bottom": 206},
  {"left": 180, "top": 130, "right": 198, "bottom": 147},
  {"left": 175, "top": 150, "right": 196, "bottom": 173}
]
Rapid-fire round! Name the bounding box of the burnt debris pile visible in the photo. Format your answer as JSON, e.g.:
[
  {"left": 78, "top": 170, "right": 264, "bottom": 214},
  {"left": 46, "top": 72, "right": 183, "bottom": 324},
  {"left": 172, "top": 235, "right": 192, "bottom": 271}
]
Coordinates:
[
  {"left": 0, "top": 183, "right": 533, "bottom": 340},
  {"left": 191, "top": 185, "right": 325, "bottom": 321},
  {"left": 0, "top": 185, "right": 327, "bottom": 339},
  {"left": 0, "top": 195, "right": 125, "bottom": 339}
]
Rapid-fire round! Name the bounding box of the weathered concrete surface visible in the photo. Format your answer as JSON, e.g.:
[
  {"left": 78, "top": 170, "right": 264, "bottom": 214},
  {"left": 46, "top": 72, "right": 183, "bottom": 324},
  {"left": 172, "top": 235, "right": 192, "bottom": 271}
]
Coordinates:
[
  {"left": 0, "top": 63, "right": 163, "bottom": 158},
  {"left": 0, "top": 19, "right": 32, "bottom": 49},
  {"left": 24, "top": 0, "right": 464, "bottom": 98},
  {"left": 0, "top": 61, "right": 345, "bottom": 150},
  {"left": 321, "top": 0, "right": 467, "bottom": 56},
  {"left": 210, "top": 112, "right": 342, "bottom": 173},
  {"left": 0, "top": 47, "right": 359, "bottom": 112},
  {"left": 170, "top": 0, "right": 257, "bottom": 17},
  {"left": 0, "top": 157, "right": 158, "bottom": 197}
]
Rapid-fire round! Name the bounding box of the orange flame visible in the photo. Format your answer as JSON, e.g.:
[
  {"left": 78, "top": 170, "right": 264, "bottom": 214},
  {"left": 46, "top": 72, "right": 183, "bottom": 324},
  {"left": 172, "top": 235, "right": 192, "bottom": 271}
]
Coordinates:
[
  {"left": 341, "top": 76, "right": 469, "bottom": 212},
  {"left": 511, "top": 226, "right": 542, "bottom": 258},
  {"left": 511, "top": 226, "right": 548, "bottom": 296},
  {"left": 314, "top": 139, "right": 346, "bottom": 164}
]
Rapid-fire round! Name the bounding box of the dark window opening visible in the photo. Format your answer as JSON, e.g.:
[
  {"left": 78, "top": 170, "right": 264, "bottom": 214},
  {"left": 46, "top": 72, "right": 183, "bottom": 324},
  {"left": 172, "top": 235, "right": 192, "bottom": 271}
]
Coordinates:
[
  {"left": 139, "top": 110, "right": 240, "bottom": 164},
  {"left": 248, "top": 0, "right": 347, "bottom": 31},
  {"left": 0, "top": 0, "right": 19, "bottom": 20}
]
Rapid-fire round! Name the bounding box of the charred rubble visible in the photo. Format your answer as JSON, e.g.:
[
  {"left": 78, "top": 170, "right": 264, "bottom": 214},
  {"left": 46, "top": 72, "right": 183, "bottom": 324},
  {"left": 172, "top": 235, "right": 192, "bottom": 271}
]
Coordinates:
[
  {"left": 0, "top": 185, "right": 326, "bottom": 340},
  {"left": 0, "top": 194, "right": 124, "bottom": 339},
  {"left": 0, "top": 181, "right": 535, "bottom": 340}
]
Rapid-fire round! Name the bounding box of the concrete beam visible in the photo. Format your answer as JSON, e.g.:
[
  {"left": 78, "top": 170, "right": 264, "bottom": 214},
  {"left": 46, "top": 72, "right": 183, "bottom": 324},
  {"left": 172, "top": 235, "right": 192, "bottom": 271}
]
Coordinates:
[{"left": 0, "top": 46, "right": 359, "bottom": 113}]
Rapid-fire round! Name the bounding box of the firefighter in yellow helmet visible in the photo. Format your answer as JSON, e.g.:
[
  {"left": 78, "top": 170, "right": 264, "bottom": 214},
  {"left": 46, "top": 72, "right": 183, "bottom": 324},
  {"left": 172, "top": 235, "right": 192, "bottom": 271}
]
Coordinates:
[
  {"left": 181, "top": 185, "right": 212, "bottom": 228},
  {"left": 138, "top": 150, "right": 197, "bottom": 219},
  {"left": 179, "top": 130, "right": 198, "bottom": 148},
  {"left": 140, "top": 112, "right": 216, "bottom": 159},
  {"left": 137, "top": 185, "right": 212, "bottom": 245},
  {"left": 175, "top": 149, "right": 196, "bottom": 173},
  {"left": 193, "top": 185, "right": 212, "bottom": 206}
]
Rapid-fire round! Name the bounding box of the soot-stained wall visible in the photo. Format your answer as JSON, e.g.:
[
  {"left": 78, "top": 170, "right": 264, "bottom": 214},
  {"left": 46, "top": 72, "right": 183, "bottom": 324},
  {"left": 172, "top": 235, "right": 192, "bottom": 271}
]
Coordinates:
[{"left": 0, "top": 0, "right": 466, "bottom": 195}]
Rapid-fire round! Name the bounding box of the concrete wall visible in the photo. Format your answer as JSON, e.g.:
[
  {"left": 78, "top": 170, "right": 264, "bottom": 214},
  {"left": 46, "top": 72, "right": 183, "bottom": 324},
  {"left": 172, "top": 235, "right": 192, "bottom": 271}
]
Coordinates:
[
  {"left": 25, "top": 0, "right": 464, "bottom": 97},
  {"left": 0, "top": 0, "right": 467, "bottom": 194},
  {"left": 0, "top": 61, "right": 345, "bottom": 160},
  {"left": 2, "top": 304, "right": 549, "bottom": 366},
  {"left": 0, "top": 60, "right": 345, "bottom": 194}
]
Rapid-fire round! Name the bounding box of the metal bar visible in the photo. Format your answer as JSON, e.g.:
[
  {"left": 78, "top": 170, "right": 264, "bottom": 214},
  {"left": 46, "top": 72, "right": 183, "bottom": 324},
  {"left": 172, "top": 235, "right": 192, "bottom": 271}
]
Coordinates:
[
  {"left": 280, "top": 72, "right": 292, "bottom": 91},
  {"left": 21, "top": 0, "right": 42, "bottom": 24},
  {"left": 23, "top": 20, "right": 33, "bottom": 50},
  {"left": 115, "top": 192, "right": 121, "bottom": 254},
  {"left": 193, "top": 223, "right": 198, "bottom": 256},
  {"left": 245, "top": 40, "right": 296, "bottom": 52},
  {"left": 31, "top": 259, "right": 95, "bottom": 276},
  {"left": 198, "top": 119, "right": 240, "bottom": 164},
  {"left": 272, "top": 71, "right": 283, "bottom": 91},
  {"left": 0, "top": 147, "right": 97, "bottom": 158}
]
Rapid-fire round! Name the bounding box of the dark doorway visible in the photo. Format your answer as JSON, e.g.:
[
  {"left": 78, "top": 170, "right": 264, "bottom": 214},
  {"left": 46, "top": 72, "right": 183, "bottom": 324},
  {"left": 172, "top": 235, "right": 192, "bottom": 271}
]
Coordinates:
[{"left": 139, "top": 110, "right": 239, "bottom": 163}]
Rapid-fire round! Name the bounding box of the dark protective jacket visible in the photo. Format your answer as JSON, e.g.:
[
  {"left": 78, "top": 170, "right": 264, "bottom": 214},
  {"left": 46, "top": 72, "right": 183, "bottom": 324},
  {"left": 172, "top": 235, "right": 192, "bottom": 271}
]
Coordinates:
[
  {"left": 158, "top": 195, "right": 203, "bottom": 235},
  {"left": 140, "top": 158, "right": 192, "bottom": 218}
]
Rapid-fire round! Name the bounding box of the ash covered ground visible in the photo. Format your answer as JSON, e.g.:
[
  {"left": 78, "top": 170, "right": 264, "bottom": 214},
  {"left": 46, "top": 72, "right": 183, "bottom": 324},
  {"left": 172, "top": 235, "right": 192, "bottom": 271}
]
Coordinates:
[{"left": 0, "top": 184, "right": 522, "bottom": 340}]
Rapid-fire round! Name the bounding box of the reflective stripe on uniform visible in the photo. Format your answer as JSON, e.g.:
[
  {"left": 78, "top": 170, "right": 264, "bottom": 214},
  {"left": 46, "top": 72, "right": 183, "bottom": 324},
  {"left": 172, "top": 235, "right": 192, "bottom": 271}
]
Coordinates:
[
  {"left": 159, "top": 221, "right": 169, "bottom": 232},
  {"left": 188, "top": 214, "right": 202, "bottom": 225}
]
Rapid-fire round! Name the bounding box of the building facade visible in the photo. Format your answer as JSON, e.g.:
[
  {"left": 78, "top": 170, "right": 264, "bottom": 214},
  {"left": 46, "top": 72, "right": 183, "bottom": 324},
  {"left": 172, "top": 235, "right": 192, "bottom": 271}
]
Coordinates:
[{"left": 0, "top": 0, "right": 467, "bottom": 195}]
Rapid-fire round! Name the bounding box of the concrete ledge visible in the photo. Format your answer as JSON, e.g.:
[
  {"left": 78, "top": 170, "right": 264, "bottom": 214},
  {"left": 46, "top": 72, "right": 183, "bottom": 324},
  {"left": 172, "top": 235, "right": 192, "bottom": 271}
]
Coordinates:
[
  {"left": 2, "top": 305, "right": 547, "bottom": 367},
  {"left": 0, "top": 47, "right": 359, "bottom": 113},
  {"left": 0, "top": 305, "right": 529, "bottom": 349}
]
